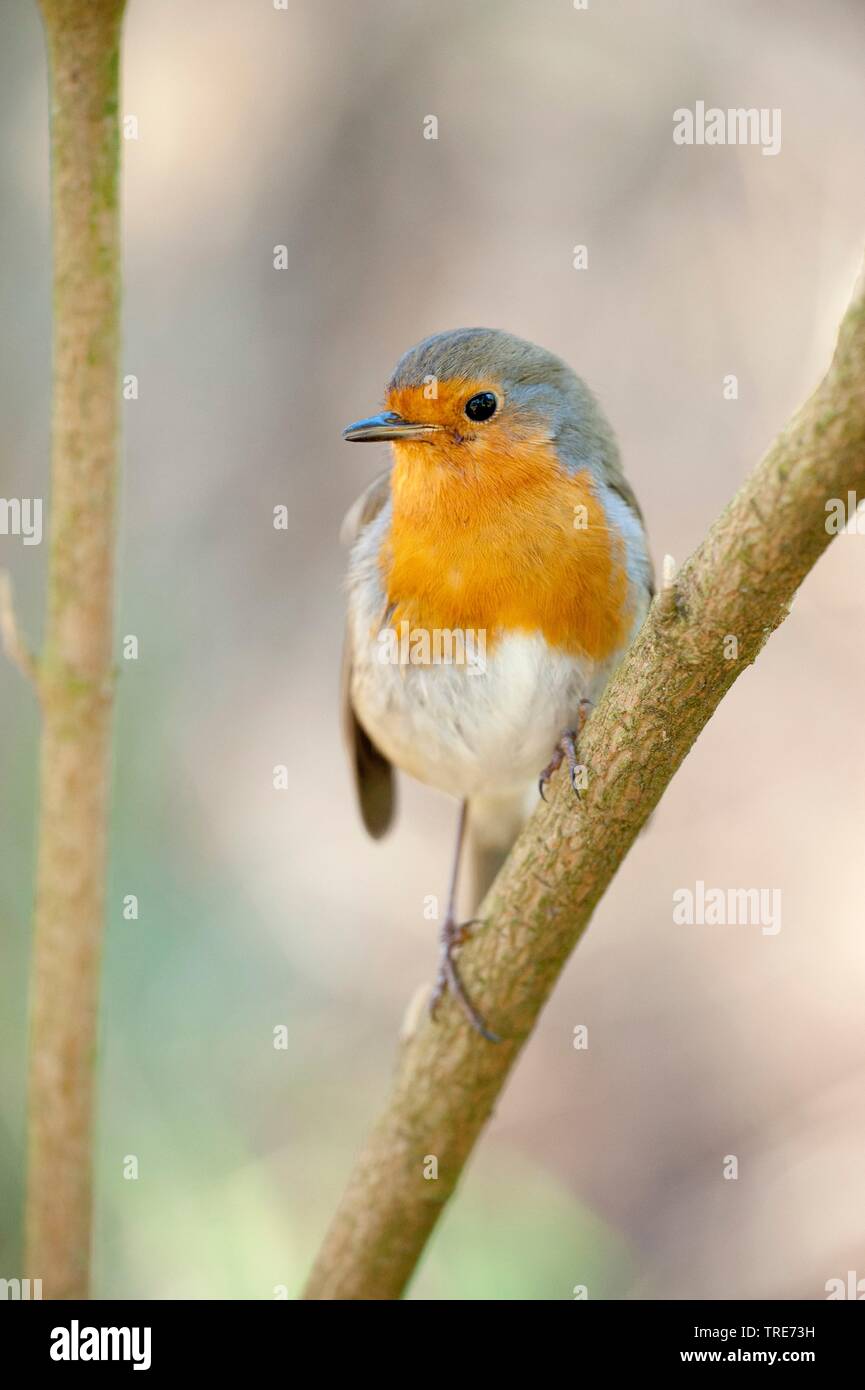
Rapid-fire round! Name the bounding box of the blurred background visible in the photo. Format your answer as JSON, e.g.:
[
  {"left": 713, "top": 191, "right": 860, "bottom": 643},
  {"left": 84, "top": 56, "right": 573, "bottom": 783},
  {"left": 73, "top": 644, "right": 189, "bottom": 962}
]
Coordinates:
[{"left": 2, "top": 0, "right": 865, "bottom": 1300}]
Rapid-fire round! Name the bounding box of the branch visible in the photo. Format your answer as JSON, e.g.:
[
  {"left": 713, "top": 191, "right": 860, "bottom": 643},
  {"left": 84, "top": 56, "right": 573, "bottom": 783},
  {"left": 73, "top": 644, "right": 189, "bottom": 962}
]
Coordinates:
[
  {"left": 303, "top": 257, "right": 865, "bottom": 1300},
  {"left": 25, "top": 0, "right": 126, "bottom": 1300},
  {"left": 0, "top": 570, "right": 40, "bottom": 688}
]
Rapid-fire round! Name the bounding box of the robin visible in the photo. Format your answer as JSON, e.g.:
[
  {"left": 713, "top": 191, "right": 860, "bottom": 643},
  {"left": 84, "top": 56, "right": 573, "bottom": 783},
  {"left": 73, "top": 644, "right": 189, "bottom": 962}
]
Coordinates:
[{"left": 341, "top": 328, "right": 654, "bottom": 1041}]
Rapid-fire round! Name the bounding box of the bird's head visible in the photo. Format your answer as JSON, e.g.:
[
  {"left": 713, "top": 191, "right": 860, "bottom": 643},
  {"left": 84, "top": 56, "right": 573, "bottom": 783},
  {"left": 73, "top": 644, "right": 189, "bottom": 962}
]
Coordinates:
[
  {"left": 342, "top": 328, "right": 639, "bottom": 661},
  {"left": 342, "top": 327, "right": 618, "bottom": 496}
]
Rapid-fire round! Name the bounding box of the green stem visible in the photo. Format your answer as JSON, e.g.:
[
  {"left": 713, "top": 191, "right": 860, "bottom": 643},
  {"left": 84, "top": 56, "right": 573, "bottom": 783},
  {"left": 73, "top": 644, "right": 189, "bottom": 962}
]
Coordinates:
[{"left": 25, "top": 0, "right": 127, "bottom": 1301}]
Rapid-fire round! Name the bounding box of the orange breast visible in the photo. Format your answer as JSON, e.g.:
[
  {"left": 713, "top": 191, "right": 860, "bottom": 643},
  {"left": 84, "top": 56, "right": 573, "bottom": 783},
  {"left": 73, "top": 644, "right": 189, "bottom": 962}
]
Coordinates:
[{"left": 380, "top": 388, "right": 631, "bottom": 661}]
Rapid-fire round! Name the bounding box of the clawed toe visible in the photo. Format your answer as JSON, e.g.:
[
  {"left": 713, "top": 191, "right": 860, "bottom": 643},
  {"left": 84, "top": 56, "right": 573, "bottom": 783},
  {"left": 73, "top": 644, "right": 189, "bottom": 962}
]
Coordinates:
[
  {"left": 539, "top": 705, "right": 592, "bottom": 805},
  {"left": 428, "top": 915, "right": 500, "bottom": 1043}
]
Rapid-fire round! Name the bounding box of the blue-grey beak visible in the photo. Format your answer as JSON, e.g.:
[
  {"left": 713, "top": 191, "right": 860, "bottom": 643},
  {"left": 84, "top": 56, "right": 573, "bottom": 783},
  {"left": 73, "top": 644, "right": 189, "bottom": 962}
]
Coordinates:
[{"left": 342, "top": 410, "right": 442, "bottom": 443}]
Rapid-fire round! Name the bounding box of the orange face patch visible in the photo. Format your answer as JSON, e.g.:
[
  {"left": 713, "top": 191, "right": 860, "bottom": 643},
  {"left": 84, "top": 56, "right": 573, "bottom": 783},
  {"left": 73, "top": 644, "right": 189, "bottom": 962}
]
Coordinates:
[{"left": 379, "top": 380, "right": 632, "bottom": 661}]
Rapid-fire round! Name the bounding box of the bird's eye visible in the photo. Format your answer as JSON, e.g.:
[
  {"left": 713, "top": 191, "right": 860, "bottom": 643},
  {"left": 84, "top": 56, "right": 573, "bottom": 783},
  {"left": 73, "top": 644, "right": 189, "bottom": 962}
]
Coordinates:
[{"left": 464, "top": 391, "right": 498, "bottom": 422}]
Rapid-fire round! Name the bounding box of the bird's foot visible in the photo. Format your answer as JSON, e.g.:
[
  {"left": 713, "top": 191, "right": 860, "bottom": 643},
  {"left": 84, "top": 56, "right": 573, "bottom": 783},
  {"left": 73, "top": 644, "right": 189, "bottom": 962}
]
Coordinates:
[
  {"left": 429, "top": 915, "right": 500, "bottom": 1043},
  {"left": 538, "top": 702, "right": 592, "bottom": 802}
]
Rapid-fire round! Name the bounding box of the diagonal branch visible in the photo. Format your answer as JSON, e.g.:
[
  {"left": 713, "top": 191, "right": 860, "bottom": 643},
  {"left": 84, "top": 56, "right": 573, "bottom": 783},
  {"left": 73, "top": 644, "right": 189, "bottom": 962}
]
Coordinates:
[{"left": 303, "top": 256, "right": 865, "bottom": 1300}]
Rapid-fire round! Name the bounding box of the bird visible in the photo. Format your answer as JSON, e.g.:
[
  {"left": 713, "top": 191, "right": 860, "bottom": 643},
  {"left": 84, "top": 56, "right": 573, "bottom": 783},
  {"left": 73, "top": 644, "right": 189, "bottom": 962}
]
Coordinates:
[{"left": 341, "top": 328, "right": 654, "bottom": 1041}]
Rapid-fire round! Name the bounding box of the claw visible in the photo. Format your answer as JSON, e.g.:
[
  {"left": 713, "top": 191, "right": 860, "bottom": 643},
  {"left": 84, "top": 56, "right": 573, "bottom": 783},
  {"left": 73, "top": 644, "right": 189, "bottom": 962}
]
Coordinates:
[
  {"left": 539, "top": 711, "right": 592, "bottom": 805},
  {"left": 428, "top": 802, "right": 500, "bottom": 1042},
  {"left": 429, "top": 915, "right": 500, "bottom": 1043},
  {"left": 538, "top": 744, "right": 565, "bottom": 802}
]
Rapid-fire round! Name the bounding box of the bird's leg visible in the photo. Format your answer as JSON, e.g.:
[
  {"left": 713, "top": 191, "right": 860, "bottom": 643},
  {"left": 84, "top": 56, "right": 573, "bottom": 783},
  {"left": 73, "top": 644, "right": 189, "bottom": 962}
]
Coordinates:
[
  {"left": 538, "top": 699, "right": 593, "bottom": 802},
  {"left": 429, "top": 800, "right": 500, "bottom": 1043}
]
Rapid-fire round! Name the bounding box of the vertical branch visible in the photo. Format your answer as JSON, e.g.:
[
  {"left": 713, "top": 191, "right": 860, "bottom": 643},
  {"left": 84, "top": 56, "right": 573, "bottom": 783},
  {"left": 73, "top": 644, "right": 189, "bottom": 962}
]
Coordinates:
[{"left": 25, "top": 0, "right": 127, "bottom": 1300}]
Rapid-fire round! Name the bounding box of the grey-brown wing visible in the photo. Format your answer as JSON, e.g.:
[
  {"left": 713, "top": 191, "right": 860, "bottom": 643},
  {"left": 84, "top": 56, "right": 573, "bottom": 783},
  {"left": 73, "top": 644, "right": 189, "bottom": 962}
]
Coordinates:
[
  {"left": 340, "top": 470, "right": 395, "bottom": 839},
  {"left": 341, "top": 640, "right": 395, "bottom": 839},
  {"left": 607, "top": 475, "right": 656, "bottom": 600}
]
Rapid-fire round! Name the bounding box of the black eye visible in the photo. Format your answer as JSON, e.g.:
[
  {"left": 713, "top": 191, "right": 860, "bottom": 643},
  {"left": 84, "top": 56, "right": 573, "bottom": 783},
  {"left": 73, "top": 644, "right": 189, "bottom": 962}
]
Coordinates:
[{"left": 464, "top": 391, "right": 498, "bottom": 422}]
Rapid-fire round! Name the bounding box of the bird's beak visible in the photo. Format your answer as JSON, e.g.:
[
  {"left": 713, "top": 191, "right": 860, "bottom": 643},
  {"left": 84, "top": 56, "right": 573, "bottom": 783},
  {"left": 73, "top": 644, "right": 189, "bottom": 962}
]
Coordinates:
[{"left": 342, "top": 411, "right": 442, "bottom": 443}]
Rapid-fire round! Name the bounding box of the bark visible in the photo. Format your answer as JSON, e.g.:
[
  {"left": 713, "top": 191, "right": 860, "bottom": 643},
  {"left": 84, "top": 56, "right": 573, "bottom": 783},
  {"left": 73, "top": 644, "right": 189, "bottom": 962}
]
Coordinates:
[
  {"left": 303, "top": 259, "right": 865, "bottom": 1299},
  {"left": 22, "top": 0, "right": 127, "bottom": 1300}
]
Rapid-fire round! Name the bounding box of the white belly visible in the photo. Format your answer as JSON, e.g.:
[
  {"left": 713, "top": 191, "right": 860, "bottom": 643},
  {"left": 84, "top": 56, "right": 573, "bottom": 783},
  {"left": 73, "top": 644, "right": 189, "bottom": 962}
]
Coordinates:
[
  {"left": 350, "top": 625, "right": 609, "bottom": 801},
  {"left": 344, "top": 484, "right": 652, "bottom": 805}
]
